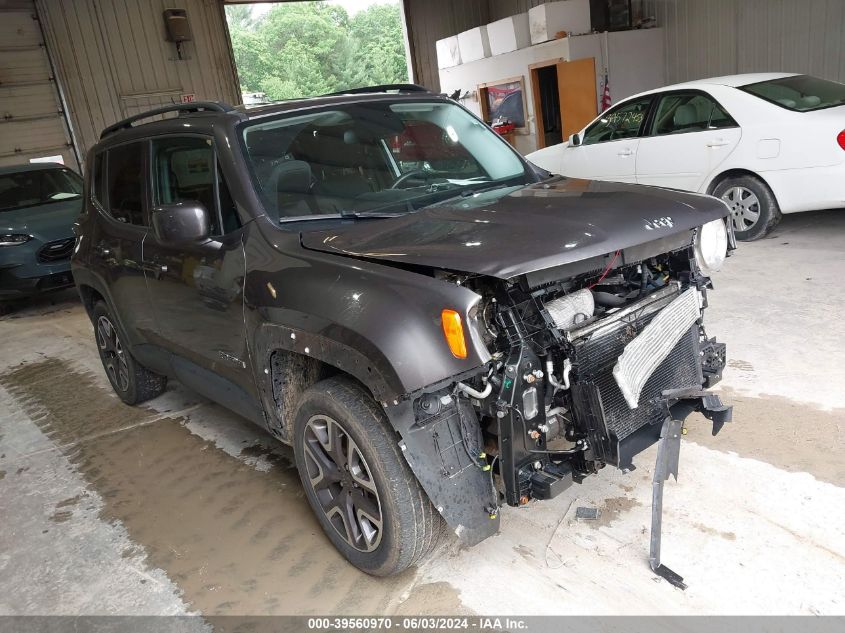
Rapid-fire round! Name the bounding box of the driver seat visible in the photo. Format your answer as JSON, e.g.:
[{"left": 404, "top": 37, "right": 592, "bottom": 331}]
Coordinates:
[{"left": 267, "top": 160, "right": 319, "bottom": 219}]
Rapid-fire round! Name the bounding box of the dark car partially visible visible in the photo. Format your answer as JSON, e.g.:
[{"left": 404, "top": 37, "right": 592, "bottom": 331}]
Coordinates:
[{"left": 0, "top": 163, "right": 81, "bottom": 310}]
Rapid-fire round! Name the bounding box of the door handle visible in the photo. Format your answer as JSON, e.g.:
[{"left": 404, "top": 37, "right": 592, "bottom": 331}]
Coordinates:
[
  {"left": 707, "top": 140, "right": 729, "bottom": 148},
  {"left": 94, "top": 245, "right": 111, "bottom": 257},
  {"left": 617, "top": 148, "right": 633, "bottom": 157}
]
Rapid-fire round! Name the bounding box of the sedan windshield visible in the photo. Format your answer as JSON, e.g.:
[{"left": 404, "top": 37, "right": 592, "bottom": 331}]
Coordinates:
[
  {"left": 739, "top": 75, "right": 845, "bottom": 112},
  {"left": 240, "top": 100, "right": 530, "bottom": 220},
  {"left": 0, "top": 168, "right": 83, "bottom": 212}
]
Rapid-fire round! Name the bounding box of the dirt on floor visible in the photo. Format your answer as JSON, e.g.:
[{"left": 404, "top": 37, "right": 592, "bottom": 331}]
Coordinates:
[
  {"left": 685, "top": 387, "right": 845, "bottom": 487},
  {"left": 0, "top": 358, "right": 434, "bottom": 615}
]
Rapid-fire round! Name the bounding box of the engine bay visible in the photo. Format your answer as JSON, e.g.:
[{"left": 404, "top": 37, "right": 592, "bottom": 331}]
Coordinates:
[{"left": 424, "top": 242, "right": 727, "bottom": 509}]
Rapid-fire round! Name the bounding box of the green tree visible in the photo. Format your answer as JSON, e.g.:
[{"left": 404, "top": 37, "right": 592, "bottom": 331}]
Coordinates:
[
  {"left": 347, "top": 4, "right": 409, "bottom": 87},
  {"left": 225, "top": 2, "right": 409, "bottom": 101}
]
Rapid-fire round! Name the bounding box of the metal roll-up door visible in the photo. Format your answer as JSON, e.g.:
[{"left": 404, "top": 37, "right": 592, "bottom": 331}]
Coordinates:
[{"left": 0, "top": 1, "right": 80, "bottom": 170}]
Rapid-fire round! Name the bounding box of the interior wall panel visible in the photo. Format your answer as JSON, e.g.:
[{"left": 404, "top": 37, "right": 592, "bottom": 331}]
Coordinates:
[
  {"left": 36, "top": 0, "right": 240, "bottom": 165},
  {"left": 653, "top": 0, "right": 845, "bottom": 84},
  {"left": 404, "top": 0, "right": 490, "bottom": 92},
  {"left": 0, "top": 1, "right": 77, "bottom": 168}
]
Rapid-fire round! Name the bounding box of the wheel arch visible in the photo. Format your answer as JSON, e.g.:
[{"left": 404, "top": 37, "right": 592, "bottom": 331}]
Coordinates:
[
  {"left": 252, "top": 322, "right": 402, "bottom": 444},
  {"left": 706, "top": 168, "right": 777, "bottom": 201},
  {"left": 77, "top": 283, "right": 105, "bottom": 319}
]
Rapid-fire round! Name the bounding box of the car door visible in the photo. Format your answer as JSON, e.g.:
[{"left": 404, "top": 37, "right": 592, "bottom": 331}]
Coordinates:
[
  {"left": 141, "top": 135, "right": 260, "bottom": 420},
  {"left": 89, "top": 141, "right": 161, "bottom": 357},
  {"left": 635, "top": 90, "right": 742, "bottom": 191},
  {"left": 559, "top": 95, "right": 654, "bottom": 183}
]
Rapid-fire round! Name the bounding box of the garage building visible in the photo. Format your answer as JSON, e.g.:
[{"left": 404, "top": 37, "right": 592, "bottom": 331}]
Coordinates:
[
  {"left": 2, "top": 0, "right": 845, "bottom": 170},
  {"left": 1, "top": 0, "right": 844, "bottom": 624}
]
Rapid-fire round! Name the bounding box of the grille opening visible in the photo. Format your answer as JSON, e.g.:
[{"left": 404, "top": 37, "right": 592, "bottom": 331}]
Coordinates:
[{"left": 37, "top": 238, "right": 75, "bottom": 263}]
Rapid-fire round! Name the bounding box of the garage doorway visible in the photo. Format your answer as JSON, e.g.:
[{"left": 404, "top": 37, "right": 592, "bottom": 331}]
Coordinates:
[
  {"left": 224, "top": 0, "right": 411, "bottom": 102},
  {"left": 0, "top": 1, "right": 80, "bottom": 170},
  {"left": 530, "top": 57, "right": 598, "bottom": 150}
]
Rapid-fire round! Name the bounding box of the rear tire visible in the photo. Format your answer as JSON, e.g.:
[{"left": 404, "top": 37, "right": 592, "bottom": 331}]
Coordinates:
[
  {"left": 713, "top": 175, "right": 781, "bottom": 241},
  {"left": 92, "top": 301, "right": 167, "bottom": 405},
  {"left": 293, "top": 376, "right": 442, "bottom": 576}
]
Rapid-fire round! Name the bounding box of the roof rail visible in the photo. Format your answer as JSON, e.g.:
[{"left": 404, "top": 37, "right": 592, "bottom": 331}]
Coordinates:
[
  {"left": 100, "top": 101, "right": 235, "bottom": 139},
  {"left": 323, "top": 83, "right": 431, "bottom": 97}
]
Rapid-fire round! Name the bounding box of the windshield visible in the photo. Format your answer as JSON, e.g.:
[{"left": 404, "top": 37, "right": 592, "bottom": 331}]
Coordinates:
[
  {"left": 0, "top": 168, "right": 83, "bottom": 212},
  {"left": 739, "top": 75, "right": 845, "bottom": 112},
  {"left": 240, "top": 100, "right": 530, "bottom": 220}
]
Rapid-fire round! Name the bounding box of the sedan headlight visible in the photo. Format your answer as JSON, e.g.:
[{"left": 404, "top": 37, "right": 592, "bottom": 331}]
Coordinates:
[
  {"left": 0, "top": 234, "right": 31, "bottom": 247},
  {"left": 693, "top": 219, "right": 728, "bottom": 274}
]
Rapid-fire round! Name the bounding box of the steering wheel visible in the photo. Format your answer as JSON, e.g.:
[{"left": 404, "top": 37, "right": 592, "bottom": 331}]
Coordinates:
[{"left": 390, "top": 169, "right": 430, "bottom": 189}]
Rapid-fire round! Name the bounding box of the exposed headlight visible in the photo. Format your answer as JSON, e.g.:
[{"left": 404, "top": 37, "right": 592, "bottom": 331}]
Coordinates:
[
  {"left": 0, "top": 234, "right": 31, "bottom": 247},
  {"left": 694, "top": 219, "right": 728, "bottom": 274}
]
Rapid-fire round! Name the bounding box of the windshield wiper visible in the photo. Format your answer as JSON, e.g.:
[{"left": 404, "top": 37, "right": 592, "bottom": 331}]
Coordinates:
[
  {"left": 458, "top": 179, "right": 522, "bottom": 197},
  {"left": 339, "top": 199, "right": 415, "bottom": 219}
]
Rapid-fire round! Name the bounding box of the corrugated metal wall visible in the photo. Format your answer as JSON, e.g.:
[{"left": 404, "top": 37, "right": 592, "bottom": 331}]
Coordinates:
[
  {"left": 0, "top": 0, "right": 78, "bottom": 168},
  {"left": 405, "top": 0, "right": 490, "bottom": 92},
  {"left": 412, "top": 0, "right": 845, "bottom": 93},
  {"left": 407, "top": 0, "right": 660, "bottom": 92},
  {"left": 653, "top": 0, "right": 845, "bottom": 84},
  {"left": 36, "top": 0, "right": 240, "bottom": 165}
]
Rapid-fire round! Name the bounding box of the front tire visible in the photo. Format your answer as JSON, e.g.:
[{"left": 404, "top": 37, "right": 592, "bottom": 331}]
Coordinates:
[
  {"left": 293, "top": 376, "right": 442, "bottom": 576},
  {"left": 713, "top": 175, "right": 781, "bottom": 241},
  {"left": 92, "top": 301, "right": 167, "bottom": 405}
]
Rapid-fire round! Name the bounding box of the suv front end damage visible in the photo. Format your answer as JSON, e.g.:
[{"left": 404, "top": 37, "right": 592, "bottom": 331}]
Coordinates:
[{"left": 386, "top": 230, "right": 732, "bottom": 585}]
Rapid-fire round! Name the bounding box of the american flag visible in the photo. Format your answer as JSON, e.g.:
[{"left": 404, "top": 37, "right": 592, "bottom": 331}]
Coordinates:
[{"left": 600, "top": 72, "right": 612, "bottom": 112}]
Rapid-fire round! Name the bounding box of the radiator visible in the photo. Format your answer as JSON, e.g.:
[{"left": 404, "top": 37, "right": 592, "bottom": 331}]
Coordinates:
[{"left": 566, "top": 285, "right": 704, "bottom": 447}]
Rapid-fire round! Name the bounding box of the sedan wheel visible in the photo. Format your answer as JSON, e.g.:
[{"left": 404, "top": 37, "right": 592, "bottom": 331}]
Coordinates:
[
  {"left": 97, "top": 315, "right": 130, "bottom": 393},
  {"left": 712, "top": 175, "right": 781, "bottom": 241},
  {"left": 721, "top": 186, "right": 760, "bottom": 233},
  {"left": 303, "top": 414, "right": 383, "bottom": 552}
]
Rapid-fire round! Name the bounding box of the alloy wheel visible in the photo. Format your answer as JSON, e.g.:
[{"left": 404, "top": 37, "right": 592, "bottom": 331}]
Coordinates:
[
  {"left": 302, "top": 414, "right": 383, "bottom": 552},
  {"left": 721, "top": 186, "right": 761, "bottom": 232},
  {"left": 96, "top": 315, "right": 130, "bottom": 392}
]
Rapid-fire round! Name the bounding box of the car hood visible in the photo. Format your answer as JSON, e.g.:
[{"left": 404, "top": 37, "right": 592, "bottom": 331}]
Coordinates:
[
  {"left": 301, "top": 178, "right": 729, "bottom": 279},
  {"left": 0, "top": 199, "right": 81, "bottom": 240}
]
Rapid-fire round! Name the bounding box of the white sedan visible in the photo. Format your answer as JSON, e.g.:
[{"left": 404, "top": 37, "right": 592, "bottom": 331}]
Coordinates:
[{"left": 527, "top": 73, "right": 845, "bottom": 240}]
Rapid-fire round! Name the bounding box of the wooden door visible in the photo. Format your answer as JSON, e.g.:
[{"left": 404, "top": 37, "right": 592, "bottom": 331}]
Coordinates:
[{"left": 556, "top": 58, "right": 598, "bottom": 139}]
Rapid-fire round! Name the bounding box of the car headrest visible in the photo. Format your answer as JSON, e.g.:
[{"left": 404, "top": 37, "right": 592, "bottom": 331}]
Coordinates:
[
  {"left": 273, "top": 160, "right": 312, "bottom": 195},
  {"left": 673, "top": 104, "right": 697, "bottom": 127}
]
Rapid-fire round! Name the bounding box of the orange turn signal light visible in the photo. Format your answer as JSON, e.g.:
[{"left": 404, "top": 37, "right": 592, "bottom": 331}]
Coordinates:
[{"left": 441, "top": 309, "right": 468, "bottom": 359}]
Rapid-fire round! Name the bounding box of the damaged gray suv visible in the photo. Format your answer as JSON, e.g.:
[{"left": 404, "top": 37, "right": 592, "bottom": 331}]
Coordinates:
[{"left": 72, "top": 85, "right": 733, "bottom": 584}]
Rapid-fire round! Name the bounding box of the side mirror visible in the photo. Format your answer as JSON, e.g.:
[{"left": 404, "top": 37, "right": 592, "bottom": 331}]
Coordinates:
[
  {"left": 569, "top": 133, "right": 582, "bottom": 147},
  {"left": 151, "top": 201, "right": 210, "bottom": 245}
]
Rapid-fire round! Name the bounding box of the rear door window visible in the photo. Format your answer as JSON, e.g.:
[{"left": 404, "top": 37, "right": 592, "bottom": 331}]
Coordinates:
[
  {"left": 92, "top": 151, "right": 107, "bottom": 207},
  {"left": 106, "top": 142, "right": 147, "bottom": 226},
  {"left": 650, "top": 92, "right": 737, "bottom": 135}
]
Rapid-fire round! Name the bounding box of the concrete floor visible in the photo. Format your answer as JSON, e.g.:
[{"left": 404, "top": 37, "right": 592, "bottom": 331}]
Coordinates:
[{"left": 0, "top": 210, "right": 843, "bottom": 616}]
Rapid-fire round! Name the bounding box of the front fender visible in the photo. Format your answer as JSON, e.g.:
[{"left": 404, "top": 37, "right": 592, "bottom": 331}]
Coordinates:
[{"left": 244, "top": 229, "right": 491, "bottom": 401}]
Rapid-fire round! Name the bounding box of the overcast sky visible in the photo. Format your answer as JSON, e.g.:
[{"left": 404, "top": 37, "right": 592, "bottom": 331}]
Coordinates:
[{"left": 250, "top": 0, "right": 399, "bottom": 17}]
